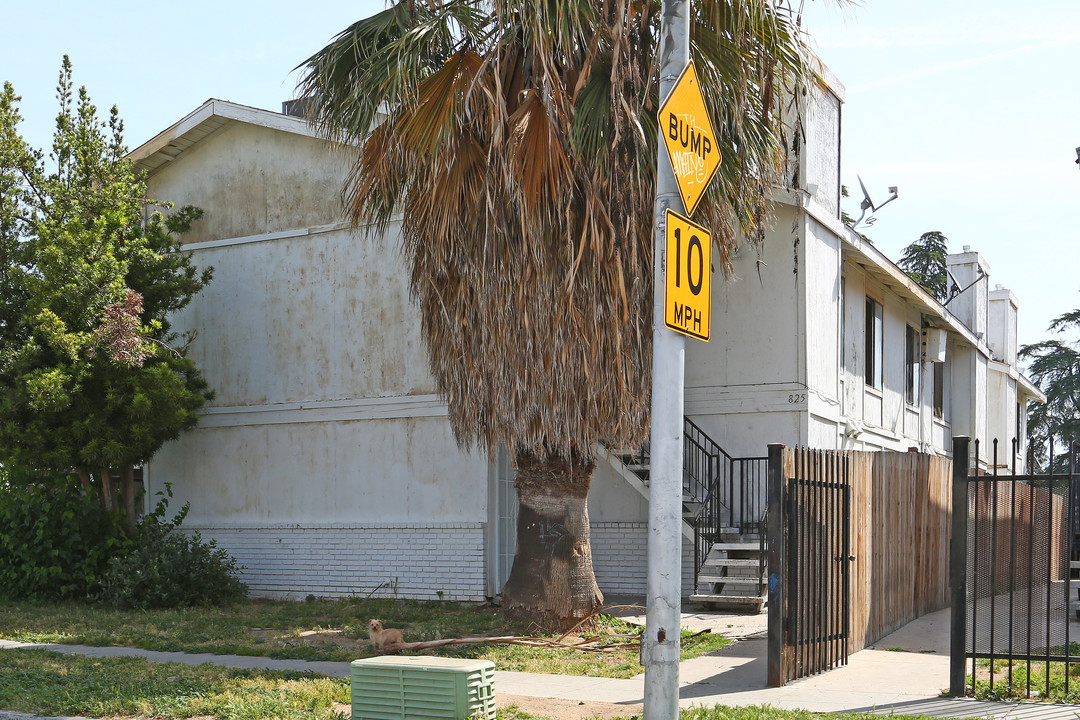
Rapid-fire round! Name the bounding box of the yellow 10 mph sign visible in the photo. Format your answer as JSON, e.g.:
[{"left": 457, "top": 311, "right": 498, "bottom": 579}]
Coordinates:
[{"left": 665, "top": 209, "right": 711, "bottom": 341}]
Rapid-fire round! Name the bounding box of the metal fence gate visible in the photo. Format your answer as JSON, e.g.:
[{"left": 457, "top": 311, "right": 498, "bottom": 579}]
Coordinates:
[
  {"left": 768, "top": 445, "right": 852, "bottom": 685},
  {"left": 949, "top": 437, "right": 1079, "bottom": 699}
]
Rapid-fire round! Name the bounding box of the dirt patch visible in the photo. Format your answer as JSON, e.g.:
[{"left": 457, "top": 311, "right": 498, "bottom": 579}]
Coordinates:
[
  {"left": 251, "top": 627, "right": 369, "bottom": 651},
  {"left": 499, "top": 694, "right": 642, "bottom": 720},
  {"left": 291, "top": 630, "right": 368, "bottom": 651},
  {"left": 335, "top": 696, "right": 642, "bottom": 719}
]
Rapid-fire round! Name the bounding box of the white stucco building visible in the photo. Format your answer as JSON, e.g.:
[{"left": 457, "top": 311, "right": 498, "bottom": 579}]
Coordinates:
[
  {"left": 673, "top": 61, "right": 1042, "bottom": 468},
  {"left": 133, "top": 64, "right": 1041, "bottom": 602}
]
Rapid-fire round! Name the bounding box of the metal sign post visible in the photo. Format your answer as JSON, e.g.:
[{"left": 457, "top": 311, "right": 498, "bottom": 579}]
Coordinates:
[{"left": 644, "top": 0, "right": 690, "bottom": 717}]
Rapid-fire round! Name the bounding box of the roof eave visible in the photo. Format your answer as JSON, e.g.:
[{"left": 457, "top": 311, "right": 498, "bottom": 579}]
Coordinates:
[
  {"left": 128, "top": 99, "right": 325, "bottom": 177},
  {"left": 840, "top": 228, "right": 984, "bottom": 350},
  {"left": 1018, "top": 371, "right": 1047, "bottom": 404}
]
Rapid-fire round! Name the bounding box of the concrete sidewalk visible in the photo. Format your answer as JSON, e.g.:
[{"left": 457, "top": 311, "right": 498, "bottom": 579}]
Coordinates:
[{"left": 3, "top": 606, "right": 1079, "bottom": 720}]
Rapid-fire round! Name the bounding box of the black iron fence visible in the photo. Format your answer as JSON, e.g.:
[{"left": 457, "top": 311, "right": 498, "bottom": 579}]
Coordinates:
[{"left": 950, "top": 437, "right": 1078, "bottom": 699}]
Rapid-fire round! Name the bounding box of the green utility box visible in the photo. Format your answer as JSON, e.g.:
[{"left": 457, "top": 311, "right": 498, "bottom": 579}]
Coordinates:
[{"left": 350, "top": 656, "right": 496, "bottom": 720}]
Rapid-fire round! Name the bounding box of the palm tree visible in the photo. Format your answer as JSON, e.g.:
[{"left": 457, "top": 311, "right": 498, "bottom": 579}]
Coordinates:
[{"left": 297, "top": 0, "right": 812, "bottom": 626}]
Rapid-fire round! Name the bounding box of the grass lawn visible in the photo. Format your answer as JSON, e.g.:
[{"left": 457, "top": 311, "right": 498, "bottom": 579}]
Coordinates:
[
  {"left": 0, "top": 649, "right": 966, "bottom": 720},
  {"left": 0, "top": 649, "right": 349, "bottom": 720},
  {"left": 969, "top": 644, "right": 1080, "bottom": 703},
  {"left": 0, "top": 597, "right": 728, "bottom": 678}
]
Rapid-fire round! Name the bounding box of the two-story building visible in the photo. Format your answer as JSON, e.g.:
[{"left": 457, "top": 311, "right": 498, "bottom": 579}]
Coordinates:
[{"left": 133, "top": 59, "right": 1041, "bottom": 603}]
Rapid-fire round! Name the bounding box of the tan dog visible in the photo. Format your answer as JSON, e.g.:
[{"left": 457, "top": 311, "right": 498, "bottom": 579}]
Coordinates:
[{"left": 367, "top": 618, "right": 404, "bottom": 651}]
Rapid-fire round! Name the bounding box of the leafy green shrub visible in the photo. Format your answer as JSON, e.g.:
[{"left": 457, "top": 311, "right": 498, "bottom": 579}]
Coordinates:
[
  {"left": 0, "top": 469, "right": 129, "bottom": 601},
  {"left": 97, "top": 486, "right": 247, "bottom": 609}
]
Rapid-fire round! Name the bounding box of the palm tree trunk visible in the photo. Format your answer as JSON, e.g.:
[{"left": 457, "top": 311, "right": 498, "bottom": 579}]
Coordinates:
[{"left": 501, "top": 450, "right": 603, "bottom": 629}]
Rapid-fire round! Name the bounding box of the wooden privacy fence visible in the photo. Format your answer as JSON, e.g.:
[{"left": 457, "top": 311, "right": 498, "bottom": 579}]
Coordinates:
[
  {"left": 848, "top": 449, "right": 953, "bottom": 650},
  {"left": 768, "top": 445, "right": 953, "bottom": 686}
]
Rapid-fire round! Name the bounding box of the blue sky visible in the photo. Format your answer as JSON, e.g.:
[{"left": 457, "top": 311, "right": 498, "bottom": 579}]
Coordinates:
[
  {"left": 4, "top": 1, "right": 1078, "bottom": 348},
  {"left": 801, "top": 0, "right": 1080, "bottom": 348}
]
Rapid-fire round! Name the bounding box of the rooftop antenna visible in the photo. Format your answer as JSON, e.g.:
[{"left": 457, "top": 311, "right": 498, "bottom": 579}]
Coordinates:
[
  {"left": 850, "top": 175, "right": 898, "bottom": 229},
  {"left": 943, "top": 266, "right": 986, "bottom": 306}
]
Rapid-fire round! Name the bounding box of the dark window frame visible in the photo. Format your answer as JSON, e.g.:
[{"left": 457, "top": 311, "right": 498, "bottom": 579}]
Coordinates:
[
  {"left": 933, "top": 361, "right": 945, "bottom": 419},
  {"left": 865, "top": 296, "right": 883, "bottom": 389},
  {"left": 840, "top": 278, "right": 846, "bottom": 372},
  {"left": 905, "top": 324, "right": 921, "bottom": 406}
]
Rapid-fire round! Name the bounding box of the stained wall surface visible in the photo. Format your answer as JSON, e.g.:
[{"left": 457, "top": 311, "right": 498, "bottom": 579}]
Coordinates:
[{"left": 144, "top": 116, "right": 490, "bottom": 599}]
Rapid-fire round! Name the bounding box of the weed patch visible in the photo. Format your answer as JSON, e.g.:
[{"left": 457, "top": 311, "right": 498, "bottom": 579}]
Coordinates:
[{"left": 0, "top": 598, "right": 728, "bottom": 678}]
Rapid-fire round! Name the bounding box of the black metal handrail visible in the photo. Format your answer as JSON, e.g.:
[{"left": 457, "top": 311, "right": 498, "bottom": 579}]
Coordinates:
[
  {"left": 611, "top": 418, "right": 770, "bottom": 590},
  {"left": 684, "top": 416, "right": 768, "bottom": 589}
]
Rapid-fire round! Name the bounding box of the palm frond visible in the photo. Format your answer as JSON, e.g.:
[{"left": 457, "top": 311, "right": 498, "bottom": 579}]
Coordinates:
[{"left": 298, "top": 0, "right": 823, "bottom": 459}]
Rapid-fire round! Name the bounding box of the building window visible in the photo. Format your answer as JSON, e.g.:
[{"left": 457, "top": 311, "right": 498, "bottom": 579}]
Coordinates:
[
  {"left": 905, "top": 324, "right": 920, "bottom": 405},
  {"left": 933, "top": 362, "right": 945, "bottom": 419},
  {"left": 1015, "top": 402, "right": 1022, "bottom": 446},
  {"left": 865, "top": 297, "right": 883, "bottom": 389},
  {"left": 840, "top": 278, "right": 846, "bottom": 371}
]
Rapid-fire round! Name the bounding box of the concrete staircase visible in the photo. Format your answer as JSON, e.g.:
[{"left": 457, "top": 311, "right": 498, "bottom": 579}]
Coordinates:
[
  {"left": 598, "top": 437, "right": 768, "bottom": 614},
  {"left": 691, "top": 531, "right": 767, "bottom": 612},
  {"left": 598, "top": 444, "right": 696, "bottom": 543}
]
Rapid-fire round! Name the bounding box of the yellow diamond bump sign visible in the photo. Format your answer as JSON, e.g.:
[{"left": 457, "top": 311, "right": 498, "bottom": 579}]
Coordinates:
[{"left": 657, "top": 61, "right": 721, "bottom": 217}]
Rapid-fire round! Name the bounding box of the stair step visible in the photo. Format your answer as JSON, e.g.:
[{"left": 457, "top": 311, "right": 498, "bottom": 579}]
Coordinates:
[
  {"left": 690, "top": 594, "right": 767, "bottom": 610},
  {"left": 691, "top": 595, "right": 768, "bottom": 604},
  {"left": 709, "top": 542, "right": 763, "bottom": 550},
  {"left": 698, "top": 575, "right": 764, "bottom": 584},
  {"left": 706, "top": 559, "right": 761, "bottom": 568}
]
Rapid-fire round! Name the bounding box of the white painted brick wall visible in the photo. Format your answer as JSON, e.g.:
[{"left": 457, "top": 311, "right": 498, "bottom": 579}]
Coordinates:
[
  {"left": 185, "top": 523, "right": 486, "bottom": 601},
  {"left": 590, "top": 522, "right": 695, "bottom": 598},
  {"left": 185, "top": 521, "right": 695, "bottom": 603}
]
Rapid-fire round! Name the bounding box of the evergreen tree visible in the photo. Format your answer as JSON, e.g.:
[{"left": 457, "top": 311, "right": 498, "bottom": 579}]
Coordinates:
[
  {"left": 0, "top": 58, "right": 213, "bottom": 530},
  {"left": 1019, "top": 306, "right": 1080, "bottom": 472},
  {"left": 898, "top": 231, "right": 949, "bottom": 303}
]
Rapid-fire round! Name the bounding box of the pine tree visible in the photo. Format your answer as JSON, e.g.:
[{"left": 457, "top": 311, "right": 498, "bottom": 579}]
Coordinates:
[
  {"left": 0, "top": 58, "right": 213, "bottom": 530},
  {"left": 1019, "top": 306, "right": 1080, "bottom": 472},
  {"left": 898, "top": 231, "right": 949, "bottom": 303}
]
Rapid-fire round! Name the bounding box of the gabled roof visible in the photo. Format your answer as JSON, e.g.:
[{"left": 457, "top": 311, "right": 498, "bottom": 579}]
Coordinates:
[{"left": 128, "top": 99, "right": 322, "bottom": 177}]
